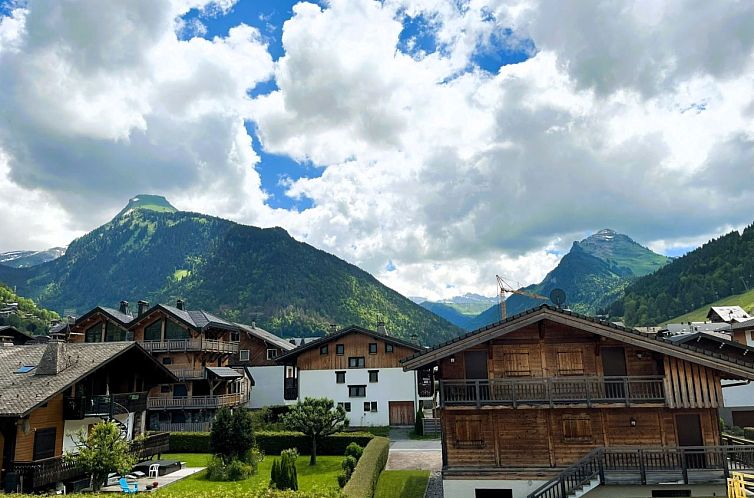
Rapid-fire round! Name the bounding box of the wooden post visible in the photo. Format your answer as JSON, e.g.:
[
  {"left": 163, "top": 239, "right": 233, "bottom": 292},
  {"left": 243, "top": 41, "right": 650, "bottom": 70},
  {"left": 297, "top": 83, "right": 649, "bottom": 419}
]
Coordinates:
[
  {"left": 475, "top": 380, "right": 481, "bottom": 409},
  {"left": 681, "top": 448, "right": 688, "bottom": 484},
  {"left": 723, "top": 447, "right": 730, "bottom": 479},
  {"left": 638, "top": 449, "right": 646, "bottom": 485}
]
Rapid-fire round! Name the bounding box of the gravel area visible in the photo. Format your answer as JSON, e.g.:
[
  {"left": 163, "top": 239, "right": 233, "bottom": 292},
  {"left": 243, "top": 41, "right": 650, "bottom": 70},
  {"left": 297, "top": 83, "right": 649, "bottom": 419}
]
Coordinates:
[{"left": 424, "top": 471, "right": 443, "bottom": 498}]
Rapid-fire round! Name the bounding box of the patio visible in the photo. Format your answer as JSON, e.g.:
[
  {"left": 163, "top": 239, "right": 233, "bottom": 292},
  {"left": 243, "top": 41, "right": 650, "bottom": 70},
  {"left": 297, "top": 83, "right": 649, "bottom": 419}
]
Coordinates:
[{"left": 100, "top": 466, "right": 205, "bottom": 493}]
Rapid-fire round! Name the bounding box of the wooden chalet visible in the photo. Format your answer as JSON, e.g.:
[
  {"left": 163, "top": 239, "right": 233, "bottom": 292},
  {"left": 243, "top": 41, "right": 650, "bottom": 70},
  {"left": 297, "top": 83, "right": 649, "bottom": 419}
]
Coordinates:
[
  {"left": 401, "top": 305, "right": 754, "bottom": 498},
  {"left": 67, "top": 300, "right": 249, "bottom": 432},
  {"left": 0, "top": 341, "right": 174, "bottom": 492},
  {"left": 0, "top": 326, "right": 33, "bottom": 345}
]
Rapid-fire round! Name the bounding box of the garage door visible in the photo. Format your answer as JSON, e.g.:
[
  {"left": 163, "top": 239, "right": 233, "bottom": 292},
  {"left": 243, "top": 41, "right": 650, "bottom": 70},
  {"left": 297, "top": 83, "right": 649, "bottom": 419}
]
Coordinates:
[{"left": 389, "top": 401, "right": 415, "bottom": 426}]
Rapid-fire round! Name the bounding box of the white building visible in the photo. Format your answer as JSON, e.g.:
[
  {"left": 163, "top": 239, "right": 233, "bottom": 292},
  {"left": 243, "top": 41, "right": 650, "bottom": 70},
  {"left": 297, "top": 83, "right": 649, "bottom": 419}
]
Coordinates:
[{"left": 276, "top": 325, "right": 433, "bottom": 426}]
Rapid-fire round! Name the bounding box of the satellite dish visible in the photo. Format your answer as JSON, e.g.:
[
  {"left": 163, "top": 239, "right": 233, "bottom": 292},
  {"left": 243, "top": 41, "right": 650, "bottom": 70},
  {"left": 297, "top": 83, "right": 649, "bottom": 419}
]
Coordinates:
[{"left": 550, "top": 288, "right": 566, "bottom": 307}]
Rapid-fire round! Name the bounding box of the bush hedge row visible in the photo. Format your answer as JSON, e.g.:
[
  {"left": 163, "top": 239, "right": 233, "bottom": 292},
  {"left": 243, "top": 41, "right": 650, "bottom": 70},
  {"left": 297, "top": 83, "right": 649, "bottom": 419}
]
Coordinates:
[
  {"left": 342, "top": 436, "right": 390, "bottom": 498},
  {"left": 169, "top": 431, "right": 374, "bottom": 455}
]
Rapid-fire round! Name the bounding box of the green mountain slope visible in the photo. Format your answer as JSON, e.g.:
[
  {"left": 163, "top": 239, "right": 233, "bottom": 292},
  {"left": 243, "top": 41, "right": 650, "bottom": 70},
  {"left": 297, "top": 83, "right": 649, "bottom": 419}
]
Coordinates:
[
  {"left": 461, "top": 229, "right": 671, "bottom": 331},
  {"left": 608, "top": 223, "right": 754, "bottom": 327},
  {"left": 0, "top": 196, "right": 461, "bottom": 343},
  {"left": 664, "top": 289, "right": 754, "bottom": 325},
  {"left": 419, "top": 301, "right": 472, "bottom": 329},
  {"left": 0, "top": 282, "right": 59, "bottom": 334}
]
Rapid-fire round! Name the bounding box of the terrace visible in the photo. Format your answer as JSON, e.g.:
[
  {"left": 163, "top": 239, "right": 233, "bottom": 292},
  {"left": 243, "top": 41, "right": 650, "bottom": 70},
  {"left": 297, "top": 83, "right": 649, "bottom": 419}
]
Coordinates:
[{"left": 137, "top": 338, "right": 239, "bottom": 354}]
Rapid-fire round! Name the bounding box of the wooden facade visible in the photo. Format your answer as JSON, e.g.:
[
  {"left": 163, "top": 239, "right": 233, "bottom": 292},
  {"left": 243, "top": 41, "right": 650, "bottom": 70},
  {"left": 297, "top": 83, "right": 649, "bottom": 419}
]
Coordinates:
[{"left": 293, "top": 331, "right": 416, "bottom": 370}]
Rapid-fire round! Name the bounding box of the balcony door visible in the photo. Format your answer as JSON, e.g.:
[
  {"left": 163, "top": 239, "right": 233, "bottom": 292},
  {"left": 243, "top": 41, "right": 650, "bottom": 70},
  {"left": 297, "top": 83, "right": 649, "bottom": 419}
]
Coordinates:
[
  {"left": 601, "top": 347, "right": 627, "bottom": 399},
  {"left": 464, "top": 351, "right": 488, "bottom": 379},
  {"left": 676, "top": 414, "right": 705, "bottom": 468}
]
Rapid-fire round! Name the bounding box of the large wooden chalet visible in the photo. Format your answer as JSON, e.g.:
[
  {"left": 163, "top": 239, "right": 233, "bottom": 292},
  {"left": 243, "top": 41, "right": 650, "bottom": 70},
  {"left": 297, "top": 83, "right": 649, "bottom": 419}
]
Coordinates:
[{"left": 402, "top": 305, "right": 754, "bottom": 498}]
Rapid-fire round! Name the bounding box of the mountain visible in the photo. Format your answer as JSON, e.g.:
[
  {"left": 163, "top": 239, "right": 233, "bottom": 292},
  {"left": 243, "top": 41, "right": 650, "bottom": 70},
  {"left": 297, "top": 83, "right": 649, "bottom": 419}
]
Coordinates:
[
  {"left": 608, "top": 223, "right": 754, "bottom": 327},
  {"left": 0, "top": 247, "right": 66, "bottom": 268},
  {"left": 0, "top": 195, "right": 462, "bottom": 343},
  {"left": 454, "top": 229, "right": 671, "bottom": 331},
  {"left": 664, "top": 288, "right": 754, "bottom": 325},
  {"left": 419, "top": 301, "right": 472, "bottom": 329}
]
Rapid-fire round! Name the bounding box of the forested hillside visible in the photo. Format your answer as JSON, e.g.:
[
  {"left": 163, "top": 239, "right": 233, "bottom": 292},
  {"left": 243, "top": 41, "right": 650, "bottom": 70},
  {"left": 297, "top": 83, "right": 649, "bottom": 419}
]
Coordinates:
[
  {"left": 0, "top": 283, "right": 59, "bottom": 334},
  {"left": 607, "top": 223, "right": 754, "bottom": 326},
  {"left": 0, "top": 196, "right": 461, "bottom": 343}
]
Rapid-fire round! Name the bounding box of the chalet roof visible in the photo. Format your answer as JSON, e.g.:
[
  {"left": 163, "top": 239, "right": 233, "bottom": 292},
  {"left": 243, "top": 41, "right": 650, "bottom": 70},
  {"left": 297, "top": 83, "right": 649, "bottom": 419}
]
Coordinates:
[
  {"left": 236, "top": 322, "right": 295, "bottom": 351},
  {"left": 128, "top": 304, "right": 239, "bottom": 332},
  {"left": 0, "top": 342, "right": 177, "bottom": 418},
  {"left": 663, "top": 322, "right": 731, "bottom": 335},
  {"left": 668, "top": 331, "right": 753, "bottom": 353},
  {"left": 732, "top": 318, "right": 754, "bottom": 331},
  {"left": 708, "top": 306, "right": 751, "bottom": 323},
  {"left": 206, "top": 366, "right": 243, "bottom": 379},
  {"left": 276, "top": 325, "right": 422, "bottom": 362},
  {"left": 0, "top": 325, "right": 33, "bottom": 344},
  {"left": 401, "top": 304, "right": 754, "bottom": 380},
  {"left": 74, "top": 306, "right": 135, "bottom": 326}
]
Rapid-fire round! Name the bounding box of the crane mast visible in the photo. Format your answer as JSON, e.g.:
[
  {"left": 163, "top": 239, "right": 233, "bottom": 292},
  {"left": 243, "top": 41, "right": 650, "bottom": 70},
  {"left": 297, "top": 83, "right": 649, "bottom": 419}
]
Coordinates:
[{"left": 496, "top": 275, "right": 549, "bottom": 320}]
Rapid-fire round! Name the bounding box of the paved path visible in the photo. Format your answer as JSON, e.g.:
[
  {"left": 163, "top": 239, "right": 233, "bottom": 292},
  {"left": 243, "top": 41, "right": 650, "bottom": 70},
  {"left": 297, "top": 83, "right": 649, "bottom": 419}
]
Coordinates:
[{"left": 385, "top": 427, "right": 442, "bottom": 471}]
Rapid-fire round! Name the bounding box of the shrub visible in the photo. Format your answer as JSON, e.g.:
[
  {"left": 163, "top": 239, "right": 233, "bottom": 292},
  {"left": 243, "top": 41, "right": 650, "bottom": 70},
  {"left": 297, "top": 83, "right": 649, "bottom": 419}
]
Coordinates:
[
  {"left": 344, "top": 442, "right": 363, "bottom": 461},
  {"left": 270, "top": 448, "right": 299, "bottom": 491},
  {"left": 206, "top": 454, "right": 256, "bottom": 481},
  {"left": 211, "top": 407, "right": 256, "bottom": 462},
  {"left": 744, "top": 427, "right": 754, "bottom": 441},
  {"left": 227, "top": 459, "right": 252, "bottom": 481},
  {"left": 169, "top": 430, "right": 374, "bottom": 455},
  {"left": 342, "top": 436, "right": 390, "bottom": 498},
  {"left": 414, "top": 408, "right": 424, "bottom": 436},
  {"left": 245, "top": 447, "right": 265, "bottom": 474},
  {"left": 337, "top": 472, "right": 350, "bottom": 488},
  {"left": 169, "top": 432, "right": 211, "bottom": 453},
  {"left": 205, "top": 455, "right": 228, "bottom": 481}
]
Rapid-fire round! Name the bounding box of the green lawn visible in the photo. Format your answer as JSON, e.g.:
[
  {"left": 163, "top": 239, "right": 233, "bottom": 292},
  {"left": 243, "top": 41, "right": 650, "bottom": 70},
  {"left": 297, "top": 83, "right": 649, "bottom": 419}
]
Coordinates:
[
  {"left": 374, "top": 470, "right": 429, "bottom": 498},
  {"left": 158, "top": 453, "right": 342, "bottom": 494},
  {"left": 664, "top": 289, "right": 754, "bottom": 324}
]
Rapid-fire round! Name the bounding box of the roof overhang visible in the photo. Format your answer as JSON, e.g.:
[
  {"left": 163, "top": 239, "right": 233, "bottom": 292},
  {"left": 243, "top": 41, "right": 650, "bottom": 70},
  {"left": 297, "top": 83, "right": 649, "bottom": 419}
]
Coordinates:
[{"left": 401, "top": 306, "right": 754, "bottom": 380}]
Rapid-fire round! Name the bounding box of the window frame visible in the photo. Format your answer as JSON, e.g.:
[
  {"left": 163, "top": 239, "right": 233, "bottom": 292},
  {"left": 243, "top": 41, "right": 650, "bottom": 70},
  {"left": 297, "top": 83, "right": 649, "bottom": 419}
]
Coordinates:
[
  {"left": 239, "top": 349, "right": 250, "bottom": 361},
  {"left": 385, "top": 343, "right": 394, "bottom": 353},
  {"left": 348, "top": 385, "right": 366, "bottom": 398},
  {"left": 368, "top": 343, "right": 378, "bottom": 355},
  {"left": 336, "top": 344, "right": 345, "bottom": 356},
  {"left": 337, "top": 402, "right": 352, "bottom": 412},
  {"left": 266, "top": 348, "right": 279, "bottom": 360},
  {"left": 368, "top": 370, "right": 379, "bottom": 383},
  {"left": 335, "top": 371, "right": 346, "bottom": 384},
  {"left": 348, "top": 356, "right": 365, "bottom": 368},
  {"left": 320, "top": 344, "right": 329, "bottom": 355}
]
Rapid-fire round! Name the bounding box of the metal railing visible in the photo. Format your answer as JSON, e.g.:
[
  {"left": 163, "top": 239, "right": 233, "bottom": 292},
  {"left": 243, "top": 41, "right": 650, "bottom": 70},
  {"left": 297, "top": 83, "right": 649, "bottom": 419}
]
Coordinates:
[
  {"left": 423, "top": 417, "right": 441, "bottom": 436},
  {"left": 157, "top": 422, "right": 212, "bottom": 432},
  {"left": 138, "top": 338, "right": 239, "bottom": 353},
  {"left": 64, "top": 392, "right": 148, "bottom": 419},
  {"left": 166, "top": 366, "right": 206, "bottom": 380},
  {"left": 147, "top": 392, "right": 248, "bottom": 409},
  {"left": 439, "top": 376, "right": 665, "bottom": 408},
  {"left": 528, "top": 445, "right": 754, "bottom": 498}
]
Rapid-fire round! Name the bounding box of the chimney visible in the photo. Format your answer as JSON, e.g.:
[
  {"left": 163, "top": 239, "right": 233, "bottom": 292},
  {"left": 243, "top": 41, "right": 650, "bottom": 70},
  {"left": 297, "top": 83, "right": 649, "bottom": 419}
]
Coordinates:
[
  {"left": 289, "top": 339, "right": 297, "bottom": 345},
  {"left": 251, "top": 321, "right": 256, "bottom": 329},
  {"left": 329, "top": 323, "right": 337, "bottom": 335},
  {"left": 176, "top": 299, "right": 185, "bottom": 310},
  {"left": 36, "top": 341, "right": 69, "bottom": 375},
  {"left": 119, "top": 300, "right": 129, "bottom": 315},
  {"left": 376, "top": 321, "right": 387, "bottom": 335},
  {"left": 137, "top": 300, "right": 149, "bottom": 317}
]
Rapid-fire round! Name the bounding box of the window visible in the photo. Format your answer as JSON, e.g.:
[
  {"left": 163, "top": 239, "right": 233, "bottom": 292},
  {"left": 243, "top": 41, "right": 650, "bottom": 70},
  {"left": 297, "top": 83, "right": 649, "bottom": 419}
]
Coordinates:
[
  {"left": 502, "top": 352, "right": 531, "bottom": 377},
  {"left": 230, "top": 331, "right": 240, "bottom": 342},
  {"left": 239, "top": 349, "right": 250, "bottom": 361},
  {"left": 15, "top": 365, "right": 36, "bottom": 374},
  {"left": 320, "top": 345, "right": 329, "bottom": 355},
  {"left": 562, "top": 415, "right": 592, "bottom": 443},
  {"left": 368, "top": 370, "right": 379, "bottom": 383},
  {"left": 162, "top": 357, "right": 173, "bottom": 365},
  {"left": 348, "top": 385, "right": 366, "bottom": 397},
  {"left": 105, "top": 321, "right": 129, "bottom": 342},
  {"left": 336, "top": 344, "right": 345, "bottom": 355},
  {"left": 385, "top": 343, "right": 394, "bottom": 353},
  {"left": 369, "top": 343, "right": 378, "bottom": 354},
  {"left": 85, "top": 323, "right": 102, "bottom": 343},
  {"left": 557, "top": 351, "right": 585, "bottom": 376},
  {"left": 363, "top": 401, "right": 377, "bottom": 412},
  {"left": 336, "top": 371, "right": 346, "bottom": 384},
  {"left": 338, "top": 402, "right": 351, "bottom": 412},
  {"left": 166, "top": 320, "right": 190, "bottom": 340},
  {"left": 33, "top": 428, "right": 57, "bottom": 460},
  {"left": 144, "top": 319, "right": 162, "bottom": 341},
  {"left": 267, "top": 349, "right": 279, "bottom": 360},
  {"left": 348, "top": 357, "right": 365, "bottom": 368},
  {"left": 160, "top": 385, "right": 171, "bottom": 393}
]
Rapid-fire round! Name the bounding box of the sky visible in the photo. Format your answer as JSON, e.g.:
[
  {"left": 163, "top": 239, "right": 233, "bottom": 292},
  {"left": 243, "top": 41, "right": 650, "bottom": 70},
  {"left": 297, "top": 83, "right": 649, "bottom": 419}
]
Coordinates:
[{"left": 0, "top": 0, "right": 752, "bottom": 301}]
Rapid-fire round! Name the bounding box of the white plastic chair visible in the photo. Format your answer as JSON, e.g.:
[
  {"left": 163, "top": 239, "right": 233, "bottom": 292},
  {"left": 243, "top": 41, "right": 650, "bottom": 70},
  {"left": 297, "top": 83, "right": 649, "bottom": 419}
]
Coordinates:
[{"left": 148, "top": 463, "right": 160, "bottom": 478}]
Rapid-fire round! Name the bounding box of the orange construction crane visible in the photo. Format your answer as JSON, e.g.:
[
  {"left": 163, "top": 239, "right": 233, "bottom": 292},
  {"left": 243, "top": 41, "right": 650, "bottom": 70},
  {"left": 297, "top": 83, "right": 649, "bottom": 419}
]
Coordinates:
[{"left": 496, "top": 275, "right": 549, "bottom": 320}]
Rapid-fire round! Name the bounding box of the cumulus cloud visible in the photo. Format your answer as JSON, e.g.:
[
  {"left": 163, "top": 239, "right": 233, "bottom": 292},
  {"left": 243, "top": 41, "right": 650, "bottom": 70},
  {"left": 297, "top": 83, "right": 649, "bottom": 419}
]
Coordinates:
[{"left": 1, "top": 0, "right": 753, "bottom": 300}]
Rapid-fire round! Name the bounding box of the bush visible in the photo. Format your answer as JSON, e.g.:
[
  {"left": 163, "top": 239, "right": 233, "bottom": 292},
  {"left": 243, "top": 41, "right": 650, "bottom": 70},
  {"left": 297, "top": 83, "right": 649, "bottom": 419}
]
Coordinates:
[
  {"left": 206, "top": 455, "right": 228, "bottom": 481},
  {"left": 342, "top": 437, "right": 390, "bottom": 498},
  {"left": 211, "top": 407, "right": 256, "bottom": 462},
  {"left": 206, "top": 455, "right": 255, "bottom": 481},
  {"left": 414, "top": 409, "right": 424, "bottom": 436},
  {"left": 744, "top": 427, "right": 754, "bottom": 441},
  {"left": 245, "top": 447, "right": 265, "bottom": 474},
  {"left": 227, "top": 459, "right": 253, "bottom": 481},
  {"left": 338, "top": 472, "right": 350, "bottom": 488},
  {"left": 270, "top": 448, "right": 298, "bottom": 491},
  {"left": 252, "top": 406, "right": 291, "bottom": 431},
  {"left": 344, "top": 442, "right": 363, "bottom": 461},
  {"left": 169, "top": 430, "right": 374, "bottom": 455}
]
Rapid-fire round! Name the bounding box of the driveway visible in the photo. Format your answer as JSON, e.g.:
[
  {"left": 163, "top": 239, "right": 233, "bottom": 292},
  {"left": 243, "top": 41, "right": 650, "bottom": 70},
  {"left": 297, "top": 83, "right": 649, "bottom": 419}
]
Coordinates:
[{"left": 385, "top": 427, "right": 442, "bottom": 471}]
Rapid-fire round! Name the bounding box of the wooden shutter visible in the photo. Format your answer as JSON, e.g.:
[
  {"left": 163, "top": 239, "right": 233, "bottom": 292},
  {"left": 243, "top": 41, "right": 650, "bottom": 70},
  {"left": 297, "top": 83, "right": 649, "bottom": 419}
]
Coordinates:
[
  {"left": 503, "top": 352, "right": 531, "bottom": 377},
  {"left": 562, "top": 415, "right": 591, "bottom": 442},
  {"left": 557, "top": 351, "right": 584, "bottom": 376},
  {"left": 454, "top": 418, "right": 484, "bottom": 448}
]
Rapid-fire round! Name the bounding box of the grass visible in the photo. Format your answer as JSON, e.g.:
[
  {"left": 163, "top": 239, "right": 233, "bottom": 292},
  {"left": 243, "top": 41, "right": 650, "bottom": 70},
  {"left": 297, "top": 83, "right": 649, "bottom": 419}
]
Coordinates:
[
  {"left": 374, "top": 470, "right": 429, "bottom": 498},
  {"left": 664, "top": 289, "right": 754, "bottom": 324},
  {"left": 158, "top": 453, "right": 342, "bottom": 494}
]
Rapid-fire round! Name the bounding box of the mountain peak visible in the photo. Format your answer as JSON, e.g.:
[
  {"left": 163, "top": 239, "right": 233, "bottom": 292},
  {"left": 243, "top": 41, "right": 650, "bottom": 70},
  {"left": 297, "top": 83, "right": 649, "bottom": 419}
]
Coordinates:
[
  {"left": 576, "top": 228, "right": 669, "bottom": 277},
  {"left": 117, "top": 194, "right": 177, "bottom": 217}
]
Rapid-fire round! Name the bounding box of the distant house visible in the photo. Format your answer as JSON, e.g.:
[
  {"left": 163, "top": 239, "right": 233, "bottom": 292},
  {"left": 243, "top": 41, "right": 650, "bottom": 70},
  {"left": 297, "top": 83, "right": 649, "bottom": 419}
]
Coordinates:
[
  {"left": 402, "top": 304, "right": 754, "bottom": 498},
  {"left": 0, "top": 341, "right": 175, "bottom": 492},
  {"left": 707, "top": 306, "right": 751, "bottom": 323},
  {"left": 231, "top": 322, "right": 296, "bottom": 408},
  {"left": 276, "top": 324, "right": 433, "bottom": 427},
  {"left": 67, "top": 300, "right": 252, "bottom": 432},
  {"left": 0, "top": 325, "right": 34, "bottom": 345}
]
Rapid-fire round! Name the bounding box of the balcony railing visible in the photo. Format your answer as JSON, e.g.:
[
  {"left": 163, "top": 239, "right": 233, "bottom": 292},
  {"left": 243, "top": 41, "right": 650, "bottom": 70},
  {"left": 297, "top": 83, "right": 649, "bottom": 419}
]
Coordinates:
[
  {"left": 528, "top": 445, "right": 754, "bottom": 498},
  {"left": 64, "top": 392, "right": 148, "bottom": 419},
  {"left": 157, "top": 422, "right": 212, "bottom": 432},
  {"left": 166, "top": 366, "right": 206, "bottom": 380},
  {"left": 147, "top": 392, "right": 248, "bottom": 410},
  {"left": 8, "top": 433, "right": 169, "bottom": 491},
  {"left": 439, "top": 376, "right": 665, "bottom": 408},
  {"left": 138, "top": 338, "right": 239, "bottom": 354}
]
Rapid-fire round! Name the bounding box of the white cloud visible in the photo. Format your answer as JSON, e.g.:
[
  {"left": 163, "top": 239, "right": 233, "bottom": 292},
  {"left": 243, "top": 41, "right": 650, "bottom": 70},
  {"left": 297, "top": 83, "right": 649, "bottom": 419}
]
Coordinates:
[{"left": 1, "top": 0, "right": 753, "bottom": 301}]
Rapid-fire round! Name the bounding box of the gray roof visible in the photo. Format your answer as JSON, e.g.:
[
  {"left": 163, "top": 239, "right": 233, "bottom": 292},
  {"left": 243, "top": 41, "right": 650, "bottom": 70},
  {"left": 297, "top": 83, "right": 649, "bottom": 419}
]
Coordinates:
[
  {"left": 0, "top": 342, "right": 135, "bottom": 417},
  {"left": 733, "top": 318, "right": 754, "bottom": 331},
  {"left": 709, "top": 306, "right": 752, "bottom": 323},
  {"left": 236, "top": 323, "right": 295, "bottom": 351},
  {"left": 206, "top": 366, "right": 243, "bottom": 379},
  {"left": 154, "top": 305, "right": 238, "bottom": 332},
  {"left": 663, "top": 322, "right": 731, "bottom": 335}
]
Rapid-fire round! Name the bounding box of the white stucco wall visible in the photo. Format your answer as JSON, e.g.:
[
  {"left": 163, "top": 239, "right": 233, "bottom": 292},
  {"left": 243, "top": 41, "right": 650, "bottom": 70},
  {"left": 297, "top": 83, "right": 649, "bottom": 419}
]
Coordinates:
[
  {"left": 298, "top": 367, "right": 420, "bottom": 426},
  {"left": 722, "top": 381, "right": 754, "bottom": 407},
  {"left": 247, "top": 365, "right": 291, "bottom": 408},
  {"left": 443, "top": 478, "right": 547, "bottom": 498},
  {"left": 63, "top": 412, "right": 133, "bottom": 453}
]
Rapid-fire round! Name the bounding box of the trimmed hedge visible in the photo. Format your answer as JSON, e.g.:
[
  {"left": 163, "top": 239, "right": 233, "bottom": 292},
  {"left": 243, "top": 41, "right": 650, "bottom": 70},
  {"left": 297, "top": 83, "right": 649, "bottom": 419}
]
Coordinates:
[
  {"left": 169, "top": 430, "right": 374, "bottom": 455},
  {"left": 744, "top": 427, "right": 754, "bottom": 441},
  {"left": 342, "top": 436, "right": 390, "bottom": 498}
]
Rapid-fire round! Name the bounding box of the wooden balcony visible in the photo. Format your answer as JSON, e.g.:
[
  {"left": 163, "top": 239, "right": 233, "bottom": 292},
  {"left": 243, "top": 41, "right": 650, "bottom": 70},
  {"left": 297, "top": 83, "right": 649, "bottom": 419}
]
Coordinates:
[
  {"left": 138, "top": 338, "right": 239, "bottom": 354},
  {"left": 64, "top": 392, "right": 148, "bottom": 419},
  {"left": 439, "top": 376, "right": 665, "bottom": 408},
  {"left": 147, "top": 392, "right": 248, "bottom": 410},
  {"left": 166, "top": 366, "right": 206, "bottom": 380},
  {"left": 528, "top": 443, "right": 754, "bottom": 498},
  {"left": 156, "top": 422, "right": 212, "bottom": 432}
]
